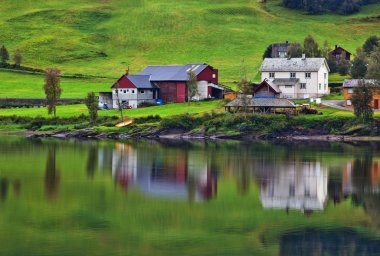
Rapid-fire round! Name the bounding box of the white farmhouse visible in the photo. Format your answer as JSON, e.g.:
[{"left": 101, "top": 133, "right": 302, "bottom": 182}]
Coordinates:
[{"left": 260, "top": 56, "right": 330, "bottom": 99}]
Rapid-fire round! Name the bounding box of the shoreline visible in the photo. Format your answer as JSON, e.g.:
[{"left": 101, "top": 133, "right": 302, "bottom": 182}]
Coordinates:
[{"left": 2, "top": 129, "right": 380, "bottom": 142}]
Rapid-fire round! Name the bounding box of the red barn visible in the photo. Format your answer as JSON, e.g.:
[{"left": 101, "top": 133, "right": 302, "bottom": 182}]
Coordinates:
[{"left": 138, "top": 63, "right": 222, "bottom": 103}]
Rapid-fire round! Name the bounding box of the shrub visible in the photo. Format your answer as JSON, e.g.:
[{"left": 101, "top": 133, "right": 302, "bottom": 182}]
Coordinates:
[{"left": 160, "top": 114, "right": 202, "bottom": 130}]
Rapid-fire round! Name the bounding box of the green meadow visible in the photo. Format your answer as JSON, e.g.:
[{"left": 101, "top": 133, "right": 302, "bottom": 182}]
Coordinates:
[{"left": 0, "top": 0, "right": 379, "bottom": 87}]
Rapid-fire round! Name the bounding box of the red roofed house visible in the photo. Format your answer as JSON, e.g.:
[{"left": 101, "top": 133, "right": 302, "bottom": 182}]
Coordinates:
[
  {"left": 329, "top": 45, "right": 351, "bottom": 62},
  {"left": 111, "top": 74, "right": 159, "bottom": 109}
]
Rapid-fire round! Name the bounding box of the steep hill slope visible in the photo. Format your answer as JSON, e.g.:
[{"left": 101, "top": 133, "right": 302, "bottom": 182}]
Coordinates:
[{"left": 0, "top": 0, "right": 379, "bottom": 84}]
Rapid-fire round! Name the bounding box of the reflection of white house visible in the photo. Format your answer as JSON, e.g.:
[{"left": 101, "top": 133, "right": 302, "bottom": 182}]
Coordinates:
[
  {"left": 260, "top": 56, "right": 330, "bottom": 99},
  {"left": 260, "top": 161, "right": 328, "bottom": 211}
]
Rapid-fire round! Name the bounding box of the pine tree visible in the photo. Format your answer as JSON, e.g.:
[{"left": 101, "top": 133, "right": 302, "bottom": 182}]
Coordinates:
[{"left": 0, "top": 45, "right": 9, "bottom": 65}]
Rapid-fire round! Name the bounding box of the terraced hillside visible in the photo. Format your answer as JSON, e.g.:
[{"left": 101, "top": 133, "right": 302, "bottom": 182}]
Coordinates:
[{"left": 0, "top": 0, "right": 379, "bottom": 88}]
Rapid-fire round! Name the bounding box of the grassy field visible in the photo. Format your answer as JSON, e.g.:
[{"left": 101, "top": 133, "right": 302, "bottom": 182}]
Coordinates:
[
  {"left": 0, "top": 100, "right": 225, "bottom": 118},
  {"left": 0, "top": 70, "right": 114, "bottom": 98},
  {"left": 0, "top": 0, "right": 379, "bottom": 86}
]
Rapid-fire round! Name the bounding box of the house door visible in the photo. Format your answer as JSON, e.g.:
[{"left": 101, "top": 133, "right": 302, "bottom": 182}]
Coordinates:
[{"left": 375, "top": 99, "right": 379, "bottom": 110}]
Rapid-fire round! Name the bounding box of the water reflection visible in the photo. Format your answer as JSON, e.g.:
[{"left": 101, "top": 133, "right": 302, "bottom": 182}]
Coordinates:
[
  {"left": 112, "top": 143, "right": 217, "bottom": 201},
  {"left": 259, "top": 162, "right": 328, "bottom": 212},
  {"left": 280, "top": 228, "right": 380, "bottom": 255},
  {"left": 44, "top": 145, "right": 60, "bottom": 200}
]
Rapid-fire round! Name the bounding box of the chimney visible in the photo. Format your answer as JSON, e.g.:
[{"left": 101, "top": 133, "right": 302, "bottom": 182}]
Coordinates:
[
  {"left": 302, "top": 53, "right": 306, "bottom": 60},
  {"left": 335, "top": 45, "right": 338, "bottom": 49},
  {"left": 125, "top": 65, "right": 130, "bottom": 75}
]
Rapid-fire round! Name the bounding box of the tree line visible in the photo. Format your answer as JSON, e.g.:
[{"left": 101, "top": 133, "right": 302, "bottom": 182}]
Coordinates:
[
  {"left": 283, "top": 0, "right": 380, "bottom": 14},
  {"left": 0, "top": 45, "right": 22, "bottom": 67}
]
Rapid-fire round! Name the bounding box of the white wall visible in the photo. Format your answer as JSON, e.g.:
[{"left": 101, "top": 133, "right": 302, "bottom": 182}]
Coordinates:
[{"left": 261, "top": 67, "right": 329, "bottom": 98}]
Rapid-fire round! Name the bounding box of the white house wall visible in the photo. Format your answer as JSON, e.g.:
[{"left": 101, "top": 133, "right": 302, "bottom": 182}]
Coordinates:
[{"left": 261, "top": 69, "right": 329, "bottom": 99}]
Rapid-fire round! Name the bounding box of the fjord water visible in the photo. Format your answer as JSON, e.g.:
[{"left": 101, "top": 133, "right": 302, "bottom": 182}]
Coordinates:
[{"left": 0, "top": 137, "right": 379, "bottom": 256}]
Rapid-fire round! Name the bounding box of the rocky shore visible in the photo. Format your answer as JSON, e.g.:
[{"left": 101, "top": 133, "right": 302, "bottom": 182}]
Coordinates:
[{"left": 22, "top": 128, "right": 380, "bottom": 142}]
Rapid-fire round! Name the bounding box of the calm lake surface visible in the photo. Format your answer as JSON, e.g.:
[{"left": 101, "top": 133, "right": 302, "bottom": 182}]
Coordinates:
[{"left": 0, "top": 136, "right": 380, "bottom": 255}]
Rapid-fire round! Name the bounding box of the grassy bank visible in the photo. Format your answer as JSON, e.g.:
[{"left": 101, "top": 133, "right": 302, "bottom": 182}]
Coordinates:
[{"left": 0, "top": 0, "right": 379, "bottom": 83}]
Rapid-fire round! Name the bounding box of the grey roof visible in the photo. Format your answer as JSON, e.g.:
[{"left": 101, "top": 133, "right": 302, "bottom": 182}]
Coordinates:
[
  {"left": 126, "top": 75, "right": 158, "bottom": 89},
  {"left": 225, "top": 97, "right": 296, "bottom": 108},
  {"left": 272, "top": 43, "right": 301, "bottom": 52},
  {"left": 138, "top": 64, "right": 208, "bottom": 81},
  {"left": 261, "top": 58, "right": 329, "bottom": 72},
  {"left": 342, "top": 79, "right": 378, "bottom": 88},
  {"left": 272, "top": 78, "right": 299, "bottom": 86}
]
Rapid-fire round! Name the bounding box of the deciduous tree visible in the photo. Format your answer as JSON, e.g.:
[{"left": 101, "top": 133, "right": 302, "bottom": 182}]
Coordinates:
[
  {"left": 351, "top": 48, "right": 367, "bottom": 78},
  {"left": 13, "top": 49, "right": 22, "bottom": 66},
  {"left": 351, "top": 80, "right": 374, "bottom": 122},
  {"left": 187, "top": 70, "right": 198, "bottom": 104},
  {"left": 366, "top": 46, "right": 380, "bottom": 81},
  {"left": 287, "top": 44, "right": 302, "bottom": 58},
  {"left": 363, "top": 36, "right": 379, "bottom": 55},
  {"left": 85, "top": 92, "right": 99, "bottom": 126},
  {"left": 303, "top": 35, "right": 321, "bottom": 57},
  {"left": 43, "top": 68, "right": 62, "bottom": 118}
]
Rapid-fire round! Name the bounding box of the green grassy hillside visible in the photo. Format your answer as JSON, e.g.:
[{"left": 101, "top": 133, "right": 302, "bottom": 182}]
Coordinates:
[{"left": 0, "top": 0, "right": 379, "bottom": 86}]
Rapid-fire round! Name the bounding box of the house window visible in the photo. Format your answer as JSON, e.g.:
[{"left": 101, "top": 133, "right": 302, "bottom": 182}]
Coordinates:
[
  {"left": 347, "top": 99, "right": 352, "bottom": 106},
  {"left": 290, "top": 72, "right": 296, "bottom": 78},
  {"left": 348, "top": 88, "right": 353, "bottom": 94},
  {"left": 285, "top": 85, "right": 292, "bottom": 88},
  {"left": 300, "top": 83, "right": 306, "bottom": 89},
  {"left": 132, "top": 90, "right": 135, "bottom": 94},
  {"left": 119, "top": 89, "right": 122, "bottom": 93},
  {"left": 324, "top": 84, "right": 327, "bottom": 90},
  {"left": 324, "top": 73, "right": 327, "bottom": 79},
  {"left": 126, "top": 89, "right": 129, "bottom": 92},
  {"left": 123, "top": 90, "right": 126, "bottom": 93},
  {"left": 269, "top": 72, "right": 275, "bottom": 78},
  {"left": 212, "top": 74, "right": 216, "bottom": 79},
  {"left": 140, "top": 90, "right": 145, "bottom": 94},
  {"left": 305, "top": 72, "right": 311, "bottom": 78},
  {"left": 319, "top": 84, "right": 321, "bottom": 90}
]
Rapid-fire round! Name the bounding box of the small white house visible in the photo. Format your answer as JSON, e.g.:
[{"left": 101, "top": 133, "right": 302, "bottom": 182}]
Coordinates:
[{"left": 260, "top": 56, "right": 330, "bottom": 99}]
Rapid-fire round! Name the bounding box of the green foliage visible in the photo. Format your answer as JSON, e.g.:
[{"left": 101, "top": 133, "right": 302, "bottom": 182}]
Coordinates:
[
  {"left": 85, "top": 92, "right": 98, "bottom": 125},
  {"left": 351, "top": 58, "right": 367, "bottom": 78},
  {"left": 337, "top": 58, "right": 351, "bottom": 76},
  {"left": 263, "top": 44, "right": 272, "bottom": 59},
  {"left": 133, "top": 115, "right": 161, "bottom": 124},
  {"left": 351, "top": 80, "right": 374, "bottom": 122},
  {"left": 13, "top": 49, "right": 22, "bottom": 66},
  {"left": 363, "top": 35, "right": 380, "bottom": 55},
  {"left": 187, "top": 70, "right": 198, "bottom": 102},
  {"left": 159, "top": 113, "right": 201, "bottom": 130},
  {"left": 366, "top": 46, "right": 380, "bottom": 80},
  {"left": 304, "top": 34, "right": 321, "bottom": 57},
  {"left": 43, "top": 68, "right": 62, "bottom": 118},
  {"left": 287, "top": 44, "right": 303, "bottom": 58},
  {"left": 0, "top": 45, "right": 9, "bottom": 64}
]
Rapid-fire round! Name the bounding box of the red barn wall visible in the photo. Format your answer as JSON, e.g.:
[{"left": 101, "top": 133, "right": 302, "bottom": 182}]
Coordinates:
[
  {"left": 197, "top": 66, "right": 218, "bottom": 84},
  {"left": 157, "top": 82, "right": 187, "bottom": 103}
]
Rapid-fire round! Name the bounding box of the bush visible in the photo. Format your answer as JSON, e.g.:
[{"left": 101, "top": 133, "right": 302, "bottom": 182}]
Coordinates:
[
  {"left": 160, "top": 114, "right": 202, "bottom": 130},
  {"left": 133, "top": 115, "right": 161, "bottom": 124}
]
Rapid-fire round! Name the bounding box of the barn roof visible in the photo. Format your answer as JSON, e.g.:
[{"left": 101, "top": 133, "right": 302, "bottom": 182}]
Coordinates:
[
  {"left": 330, "top": 46, "right": 351, "bottom": 55},
  {"left": 138, "top": 64, "right": 209, "bottom": 81},
  {"left": 127, "top": 75, "right": 158, "bottom": 89},
  {"left": 260, "top": 58, "right": 329, "bottom": 72},
  {"left": 225, "top": 97, "right": 296, "bottom": 108},
  {"left": 342, "top": 79, "right": 378, "bottom": 88}
]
